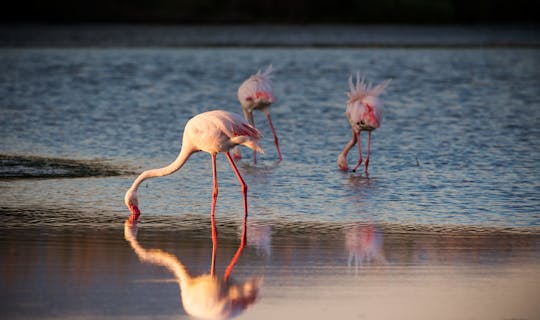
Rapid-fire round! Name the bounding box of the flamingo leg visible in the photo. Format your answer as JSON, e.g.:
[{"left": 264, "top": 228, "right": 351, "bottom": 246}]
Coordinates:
[
  {"left": 265, "top": 111, "right": 282, "bottom": 161},
  {"left": 352, "top": 131, "right": 363, "bottom": 172},
  {"left": 225, "top": 152, "right": 248, "bottom": 221},
  {"left": 338, "top": 128, "right": 358, "bottom": 171},
  {"left": 224, "top": 213, "right": 247, "bottom": 282},
  {"left": 210, "top": 153, "right": 218, "bottom": 276},
  {"left": 244, "top": 110, "right": 257, "bottom": 164},
  {"left": 365, "top": 131, "right": 372, "bottom": 175}
]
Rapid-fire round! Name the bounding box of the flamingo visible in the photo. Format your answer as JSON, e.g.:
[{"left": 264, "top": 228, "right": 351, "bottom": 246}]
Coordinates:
[
  {"left": 124, "top": 110, "right": 264, "bottom": 228},
  {"left": 124, "top": 220, "right": 261, "bottom": 320},
  {"left": 234, "top": 65, "right": 282, "bottom": 162},
  {"left": 338, "top": 73, "right": 390, "bottom": 175}
]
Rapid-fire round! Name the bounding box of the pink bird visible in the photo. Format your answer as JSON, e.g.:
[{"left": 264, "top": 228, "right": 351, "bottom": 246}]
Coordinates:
[
  {"left": 338, "top": 73, "right": 390, "bottom": 174},
  {"left": 234, "top": 65, "right": 282, "bottom": 162},
  {"left": 124, "top": 110, "right": 264, "bottom": 225}
]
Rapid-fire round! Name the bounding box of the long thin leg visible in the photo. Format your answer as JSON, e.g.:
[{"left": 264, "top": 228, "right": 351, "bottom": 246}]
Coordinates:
[
  {"left": 352, "top": 131, "right": 363, "bottom": 172},
  {"left": 224, "top": 214, "right": 247, "bottom": 282},
  {"left": 365, "top": 131, "right": 372, "bottom": 175},
  {"left": 225, "top": 152, "right": 248, "bottom": 220},
  {"left": 338, "top": 128, "right": 358, "bottom": 171},
  {"left": 265, "top": 111, "right": 282, "bottom": 161},
  {"left": 210, "top": 153, "right": 218, "bottom": 276}
]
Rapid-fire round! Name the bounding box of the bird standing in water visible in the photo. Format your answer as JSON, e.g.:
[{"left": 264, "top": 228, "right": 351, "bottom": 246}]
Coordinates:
[
  {"left": 338, "top": 73, "right": 390, "bottom": 175},
  {"left": 124, "top": 110, "right": 263, "bottom": 224},
  {"left": 235, "top": 65, "right": 282, "bottom": 162}
]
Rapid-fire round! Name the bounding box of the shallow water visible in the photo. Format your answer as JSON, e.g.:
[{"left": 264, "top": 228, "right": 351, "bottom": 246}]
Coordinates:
[
  {"left": 1, "top": 46, "right": 539, "bottom": 227},
  {"left": 1, "top": 25, "right": 540, "bottom": 319},
  {"left": 1, "top": 220, "right": 539, "bottom": 319}
]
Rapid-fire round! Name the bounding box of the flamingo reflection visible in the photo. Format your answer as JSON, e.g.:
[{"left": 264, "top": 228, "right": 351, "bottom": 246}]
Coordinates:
[
  {"left": 124, "top": 220, "right": 262, "bottom": 320},
  {"left": 243, "top": 223, "right": 272, "bottom": 258},
  {"left": 345, "top": 223, "right": 386, "bottom": 271}
]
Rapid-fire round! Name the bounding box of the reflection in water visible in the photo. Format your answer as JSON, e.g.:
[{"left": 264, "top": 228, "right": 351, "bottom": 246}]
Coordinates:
[
  {"left": 124, "top": 220, "right": 262, "bottom": 319},
  {"left": 244, "top": 222, "right": 272, "bottom": 258},
  {"left": 1, "top": 219, "right": 538, "bottom": 319},
  {"left": 345, "top": 223, "right": 386, "bottom": 271}
]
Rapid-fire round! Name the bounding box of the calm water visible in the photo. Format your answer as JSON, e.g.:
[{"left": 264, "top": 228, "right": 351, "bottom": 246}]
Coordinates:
[
  {"left": 1, "top": 25, "right": 540, "bottom": 319},
  {"left": 1, "top": 45, "right": 540, "bottom": 228},
  {"left": 1, "top": 221, "right": 539, "bottom": 319}
]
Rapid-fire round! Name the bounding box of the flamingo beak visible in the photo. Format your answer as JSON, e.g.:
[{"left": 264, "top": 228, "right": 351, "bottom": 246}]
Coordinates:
[{"left": 128, "top": 204, "right": 141, "bottom": 223}]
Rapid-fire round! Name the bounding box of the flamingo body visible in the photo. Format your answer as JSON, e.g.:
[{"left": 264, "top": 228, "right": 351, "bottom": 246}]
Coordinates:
[
  {"left": 186, "top": 110, "right": 262, "bottom": 154},
  {"left": 237, "top": 66, "right": 276, "bottom": 112},
  {"left": 346, "top": 95, "right": 383, "bottom": 131},
  {"left": 125, "top": 110, "right": 263, "bottom": 223},
  {"left": 338, "top": 74, "right": 390, "bottom": 174},
  {"left": 235, "top": 65, "right": 282, "bottom": 161}
]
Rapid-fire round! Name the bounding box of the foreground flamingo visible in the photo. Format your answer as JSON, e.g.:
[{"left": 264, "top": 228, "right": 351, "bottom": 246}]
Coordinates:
[
  {"left": 235, "top": 65, "right": 282, "bottom": 162},
  {"left": 338, "top": 73, "right": 390, "bottom": 174},
  {"left": 124, "top": 110, "right": 263, "bottom": 224},
  {"left": 124, "top": 220, "right": 261, "bottom": 319}
]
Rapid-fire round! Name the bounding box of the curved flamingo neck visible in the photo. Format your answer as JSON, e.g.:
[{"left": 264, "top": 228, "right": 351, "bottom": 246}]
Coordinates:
[{"left": 129, "top": 142, "right": 197, "bottom": 192}]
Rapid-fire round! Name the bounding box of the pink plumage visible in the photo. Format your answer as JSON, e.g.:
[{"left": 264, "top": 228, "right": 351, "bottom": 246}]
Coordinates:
[
  {"left": 238, "top": 65, "right": 275, "bottom": 106},
  {"left": 338, "top": 73, "right": 390, "bottom": 174},
  {"left": 235, "top": 65, "right": 282, "bottom": 162},
  {"left": 125, "top": 110, "right": 263, "bottom": 224}
]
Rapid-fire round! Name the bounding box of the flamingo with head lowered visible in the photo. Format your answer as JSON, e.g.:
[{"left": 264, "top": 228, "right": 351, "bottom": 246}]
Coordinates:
[
  {"left": 338, "top": 73, "right": 390, "bottom": 175},
  {"left": 124, "top": 110, "right": 263, "bottom": 233},
  {"left": 234, "top": 65, "right": 282, "bottom": 163}
]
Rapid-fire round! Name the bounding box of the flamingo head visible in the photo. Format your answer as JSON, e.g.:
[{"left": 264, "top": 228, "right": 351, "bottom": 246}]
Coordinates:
[{"left": 124, "top": 189, "right": 140, "bottom": 223}]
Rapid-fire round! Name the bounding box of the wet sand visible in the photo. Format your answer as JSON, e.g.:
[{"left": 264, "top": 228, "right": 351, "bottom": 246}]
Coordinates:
[{"left": 1, "top": 212, "right": 539, "bottom": 319}]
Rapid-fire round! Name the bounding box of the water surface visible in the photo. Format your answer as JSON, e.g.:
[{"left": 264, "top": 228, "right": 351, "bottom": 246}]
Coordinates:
[
  {"left": 1, "top": 46, "right": 539, "bottom": 227},
  {"left": 1, "top": 25, "right": 540, "bottom": 319},
  {"left": 1, "top": 220, "right": 539, "bottom": 319}
]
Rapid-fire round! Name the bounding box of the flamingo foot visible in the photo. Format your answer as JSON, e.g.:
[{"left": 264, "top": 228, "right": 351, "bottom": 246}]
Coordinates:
[
  {"left": 128, "top": 204, "right": 141, "bottom": 223},
  {"left": 351, "top": 160, "right": 363, "bottom": 173},
  {"left": 364, "top": 159, "right": 370, "bottom": 175}
]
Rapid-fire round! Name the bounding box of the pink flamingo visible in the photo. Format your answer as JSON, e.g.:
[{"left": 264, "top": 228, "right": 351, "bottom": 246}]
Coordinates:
[
  {"left": 338, "top": 73, "right": 390, "bottom": 174},
  {"left": 124, "top": 110, "right": 263, "bottom": 232},
  {"left": 234, "top": 65, "right": 282, "bottom": 162}
]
